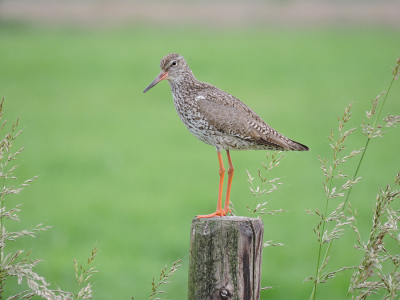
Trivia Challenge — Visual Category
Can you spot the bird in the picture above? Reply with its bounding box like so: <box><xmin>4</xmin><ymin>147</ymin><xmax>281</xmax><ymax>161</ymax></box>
<box><xmin>143</xmin><ymin>53</ymin><xmax>309</xmax><ymax>219</ymax></box>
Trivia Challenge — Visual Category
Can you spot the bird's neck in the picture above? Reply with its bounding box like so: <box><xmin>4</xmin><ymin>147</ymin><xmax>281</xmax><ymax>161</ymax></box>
<box><xmin>168</xmin><ymin>69</ymin><xmax>199</xmax><ymax>96</ymax></box>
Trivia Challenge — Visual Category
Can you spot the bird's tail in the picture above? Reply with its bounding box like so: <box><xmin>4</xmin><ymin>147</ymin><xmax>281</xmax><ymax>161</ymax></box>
<box><xmin>288</xmin><ymin>140</ymin><xmax>309</xmax><ymax>151</ymax></box>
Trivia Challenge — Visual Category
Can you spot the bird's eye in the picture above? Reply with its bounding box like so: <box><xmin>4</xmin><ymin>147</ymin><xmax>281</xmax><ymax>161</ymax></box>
<box><xmin>171</xmin><ymin>61</ymin><xmax>177</xmax><ymax>66</ymax></box>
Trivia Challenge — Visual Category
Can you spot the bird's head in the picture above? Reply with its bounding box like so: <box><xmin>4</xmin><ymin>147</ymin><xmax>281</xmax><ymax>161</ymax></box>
<box><xmin>143</xmin><ymin>53</ymin><xmax>188</xmax><ymax>93</ymax></box>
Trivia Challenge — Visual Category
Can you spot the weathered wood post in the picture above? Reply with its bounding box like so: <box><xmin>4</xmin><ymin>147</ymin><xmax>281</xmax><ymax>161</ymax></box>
<box><xmin>188</xmin><ymin>216</ymin><xmax>264</xmax><ymax>300</ymax></box>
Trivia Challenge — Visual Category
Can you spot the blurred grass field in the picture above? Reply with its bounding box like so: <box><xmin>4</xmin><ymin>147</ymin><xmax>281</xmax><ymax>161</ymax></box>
<box><xmin>0</xmin><ymin>22</ymin><xmax>399</xmax><ymax>299</ymax></box>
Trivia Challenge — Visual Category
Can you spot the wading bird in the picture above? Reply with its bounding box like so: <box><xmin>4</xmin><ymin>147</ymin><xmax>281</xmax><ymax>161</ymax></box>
<box><xmin>143</xmin><ymin>53</ymin><xmax>309</xmax><ymax>218</ymax></box>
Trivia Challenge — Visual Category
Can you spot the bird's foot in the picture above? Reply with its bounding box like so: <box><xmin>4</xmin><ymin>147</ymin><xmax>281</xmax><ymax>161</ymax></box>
<box><xmin>223</xmin><ymin>206</ymin><xmax>232</xmax><ymax>215</ymax></box>
<box><xmin>197</xmin><ymin>208</ymin><xmax>226</xmax><ymax>219</ymax></box>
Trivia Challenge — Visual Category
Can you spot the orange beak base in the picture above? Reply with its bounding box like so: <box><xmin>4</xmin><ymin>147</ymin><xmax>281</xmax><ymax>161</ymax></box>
<box><xmin>143</xmin><ymin>71</ymin><xmax>168</xmax><ymax>93</ymax></box>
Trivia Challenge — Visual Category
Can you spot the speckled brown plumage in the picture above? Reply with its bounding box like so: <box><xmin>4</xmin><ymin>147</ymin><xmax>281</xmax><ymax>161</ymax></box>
<box><xmin>143</xmin><ymin>53</ymin><xmax>309</xmax><ymax>218</ymax></box>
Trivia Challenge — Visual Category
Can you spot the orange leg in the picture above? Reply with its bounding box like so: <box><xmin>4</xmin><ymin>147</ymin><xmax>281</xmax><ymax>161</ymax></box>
<box><xmin>224</xmin><ymin>150</ymin><xmax>234</xmax><ymax>214</ymax></box>
<box><xmin>197</xmin><ymin>151</ymin><xmax>226</xmax><ymax>219</ymax></box>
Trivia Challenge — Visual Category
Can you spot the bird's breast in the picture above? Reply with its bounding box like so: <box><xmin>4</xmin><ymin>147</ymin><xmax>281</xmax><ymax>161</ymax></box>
<box><xmin>172</xmin><ymin>94</ymin><xmax>217</xmax><ymax>145</ymax></box>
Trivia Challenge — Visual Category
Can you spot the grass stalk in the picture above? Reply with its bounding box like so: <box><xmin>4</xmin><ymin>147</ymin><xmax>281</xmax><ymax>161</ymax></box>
<box><xmin>310</xmin><ymin>168</ymin><xmax>336</xmax><ymax>300</ymax></box>
<box><xmin>246</xmin><ymin>151</ymin><xmax>285</xmax><ymax>217</ymax></box>
<box><xmin>148</xmin><ymin>259</ymin><xmax>181</xmax><ymax>300</ymax></box>
<box><xmin>341</xmin><ymin>74</ymin><xmax>395</xmax><ymax>212</ymax></box>
<box><xmin>0</xmin><ymin>97</ymin><xmax>5</xmax><ymax>300</ymax></box>
<box><xmin>346</xmin><ymin>172</ymin><xmax>400</xmax><ymax>298</ymax></box>
<box><xmin>310</xmin><ymin>55</ymin><xmax>400</xmax><ymax>300</ymax></box>
<box><xmin>0</xmin><ymin>171</ymin><xmax>4</xmax><ymax>300</ymax></box>
<box><xmin>309</xmin><ymin>103</ymin><xmax>355</xmax><ymax>300</ymax></box>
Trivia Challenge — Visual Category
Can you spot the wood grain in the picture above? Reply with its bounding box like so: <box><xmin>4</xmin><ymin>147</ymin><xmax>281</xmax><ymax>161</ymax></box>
<box><xmin>189</xmin><ymin>216</ymin><xmax>264</xmax><ymax>300</ymax></box>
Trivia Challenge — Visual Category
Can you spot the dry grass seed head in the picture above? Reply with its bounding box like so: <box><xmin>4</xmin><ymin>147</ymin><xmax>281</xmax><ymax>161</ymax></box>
<box><xmin>148</xmin><ymin>259</ymin><xmax>182</xmax><ymax>300</ymax></box>
<box><xmin>348</xmin><ymin>172</ymin><xmax>400</xmax><ymax>298</ymax></box>
<box><xmin>246</xmin><ymin>151</ymin><xmax>285</xmax><ymax>217</ymax></box>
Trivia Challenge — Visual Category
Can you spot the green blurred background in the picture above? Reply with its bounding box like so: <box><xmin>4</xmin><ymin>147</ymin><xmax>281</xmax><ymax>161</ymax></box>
<box><xmin>0</xmin><ymin>0</ymin><xmax>399</xmax><ymax>299</ymax></box>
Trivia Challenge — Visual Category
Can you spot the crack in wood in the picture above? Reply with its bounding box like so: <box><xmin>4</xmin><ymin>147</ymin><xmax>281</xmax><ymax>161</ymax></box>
<box><xmin>188</xmin><ymin>216</ymin><xmax>264</xmax><ymax>300</ymax></box>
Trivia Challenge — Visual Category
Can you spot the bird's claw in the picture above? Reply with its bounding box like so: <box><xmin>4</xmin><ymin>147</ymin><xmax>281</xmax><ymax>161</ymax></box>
<box><xmin>197</xmin><ymin>208</ymin><xmax>226</xmax><ymax>219</ymax></box>
<box><xmin>224</xmin><ymin>207</ymin><xmax>232</xmax><ymax>215</ymax></box>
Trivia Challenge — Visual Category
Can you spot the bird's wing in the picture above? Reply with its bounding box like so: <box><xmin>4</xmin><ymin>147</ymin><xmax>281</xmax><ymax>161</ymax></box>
<box><xmin>195</xmin><ymin>91</ymin><xmax>291</xmax><ymax>150</ymax></box>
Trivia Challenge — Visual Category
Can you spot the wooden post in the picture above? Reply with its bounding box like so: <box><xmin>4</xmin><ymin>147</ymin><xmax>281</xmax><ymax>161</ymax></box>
<box><xmin>188</xmin><ymin>216</ymin><xmax>264</xmax><ymax>300</ymax></box>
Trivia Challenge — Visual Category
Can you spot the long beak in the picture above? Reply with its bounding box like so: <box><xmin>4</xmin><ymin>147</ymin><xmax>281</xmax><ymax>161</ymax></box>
<box><xmin>143</xmin><ymin>71</ymin><xmax>168</xmax><ymax>93</ymax></box>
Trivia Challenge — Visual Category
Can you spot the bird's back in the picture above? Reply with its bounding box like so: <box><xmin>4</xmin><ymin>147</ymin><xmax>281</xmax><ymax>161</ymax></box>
<box><xmin>170</xmin><ymin>79</ymin><xmax>309</xmax><ymax>152</ymax></box>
